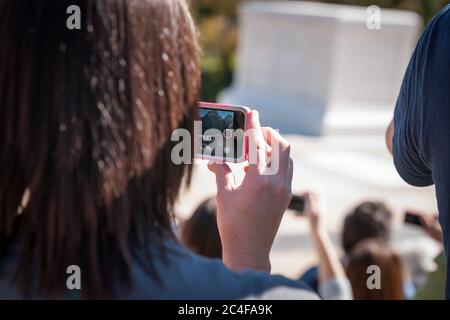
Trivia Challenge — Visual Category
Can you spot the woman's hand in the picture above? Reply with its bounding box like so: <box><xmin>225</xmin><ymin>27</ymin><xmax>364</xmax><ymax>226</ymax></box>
<box><xmin>208</xmin><ymin>110</ymin><xmax>293</xmax><ymax>272</ymax></box>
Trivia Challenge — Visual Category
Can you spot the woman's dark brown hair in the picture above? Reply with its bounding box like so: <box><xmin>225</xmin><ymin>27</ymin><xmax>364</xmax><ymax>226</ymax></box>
<box><xmin>0</xmin><ymin>0</ymin><xmax>200</xmax><ymax>298</ymax></box>
<box><xmin>346</xmin><ymin>240</ymin><xmax>405</xmax><ymax>300</ymax></box>
<box><xmin>181</xmin><ymin>198</ymin><xmax>222</xmax><ymax>259</ymax></box>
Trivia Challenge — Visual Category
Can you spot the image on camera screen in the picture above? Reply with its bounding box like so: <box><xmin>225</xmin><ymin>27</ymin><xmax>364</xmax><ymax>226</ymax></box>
<box><xmin>198</xmin><ymin>108</ymin><xmax>245</xmax><ymax>160</ymax></box>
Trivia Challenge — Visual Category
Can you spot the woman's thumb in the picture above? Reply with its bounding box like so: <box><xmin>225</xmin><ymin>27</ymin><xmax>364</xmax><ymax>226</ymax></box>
<box><xmin>207</xmin><ymin>161</ymin><xmax>235</xmax><ymax>193</ymax></box>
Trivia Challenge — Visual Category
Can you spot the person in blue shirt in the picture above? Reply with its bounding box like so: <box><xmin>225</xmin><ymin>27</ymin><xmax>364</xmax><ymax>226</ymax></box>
<box><xmin>386</xmin><ymin>4</ymin><xmax>450</xmax><ymax>299</ymax></box>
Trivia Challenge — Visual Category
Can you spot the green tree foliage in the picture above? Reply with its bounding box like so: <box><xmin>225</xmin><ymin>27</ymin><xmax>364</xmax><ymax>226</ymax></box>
<box><xmin>191</xmin><ymin>0</ymin><xmax>239</xmax><ymax>101</ymax></box>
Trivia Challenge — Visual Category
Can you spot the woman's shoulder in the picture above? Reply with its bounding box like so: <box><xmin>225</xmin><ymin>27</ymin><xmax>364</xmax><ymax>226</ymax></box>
<box><xmin>124</xmin><ymin>240</ymin><xmax>318</xmax><ymax>300</ymax></box>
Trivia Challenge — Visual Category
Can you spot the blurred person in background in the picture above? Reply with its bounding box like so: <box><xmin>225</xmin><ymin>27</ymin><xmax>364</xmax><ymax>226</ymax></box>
<box><xmin>386</xmin><ymin>5</ymin><xmax>450</xmax><ymax>298</ymax></box>
<box><xmin>299</xmin><ymin>201</ymin><xmax>393</xmax><ymax>292</ymax></box>
<box><xmin>300</xmin><ymin>192</ymin><xmax>353</xmax><ymax>300</ymax></box>
<box><xmin>341</xmin><ymin>202</ymin><xmax>393</xmax><ymax>254</ymax></box>
<box><xmin>0</xmin><ymin>0</ymin><xmax>317</xmax><ymax>299</ymax></box>
<box><xmin>181</xmin><ymin>198</ymin><xmax>222</xmax><ymax>259</ymax></box>
<box><xmin>301</xmin><ymin>201</ymin><xmax>440</xmax><ymax>299</ymax></box>
<box><xmin>346</xmin><ymin>240</ymin><xmax>405</xmax><ymax>300</ymax></box>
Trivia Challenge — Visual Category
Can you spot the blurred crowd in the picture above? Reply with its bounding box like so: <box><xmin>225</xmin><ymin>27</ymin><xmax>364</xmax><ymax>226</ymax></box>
<box><xmin>180</xmin><ymin>194</ymin><xmax>444</xmax><ymax>300</ymax></box>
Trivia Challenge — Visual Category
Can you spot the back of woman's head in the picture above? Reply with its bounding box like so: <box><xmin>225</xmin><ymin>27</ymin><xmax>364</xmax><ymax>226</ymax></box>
<box><xmin>0</xmin><ymin>0</ymin><xmax>200</xmax><ymax>297</ymax></box>
<box><xmin>346</xmin><ymin>240</ymin><xmax>405</xmax><ymax>300</ymax></box>
<box><xmin>342</xmin><ymin>201</ymin><xmax>393</xmax><ymax>254</ymax></box>
<box><xmin>181</xmin><ymin>198</ymin><xmax>221</xmax><ymax>259</ymax></box>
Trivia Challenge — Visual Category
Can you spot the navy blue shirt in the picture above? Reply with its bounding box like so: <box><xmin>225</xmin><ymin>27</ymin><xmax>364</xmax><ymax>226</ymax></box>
<box><xmin>393</xmin><ymin>4</ymin><xmax>450</xmax><ymax>299</ymax></box>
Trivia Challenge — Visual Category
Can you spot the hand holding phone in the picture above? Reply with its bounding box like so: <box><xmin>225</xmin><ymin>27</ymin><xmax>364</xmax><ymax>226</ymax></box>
<box><xmin>207</xmin><ymin>110</ymin><xmax>293</xmax><ymax>273</ymax></box>
<box><xmin>404</xmin><ymin>210</ymin><xmax>442</xmax><ymax>243</ymax></box>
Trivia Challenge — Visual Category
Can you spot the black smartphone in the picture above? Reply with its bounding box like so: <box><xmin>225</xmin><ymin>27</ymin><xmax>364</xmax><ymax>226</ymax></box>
<box><xmin>195</xmin><ymin>102</ymin><xmax>249</xmax><ymax>163</ymax></box>
<box><xmin>404</xmin><ymin>211</ymin><xmax>425</xmax><ymax>228</ymax></box>
<box><xmin>289</xmin><ymin>194</ymin><xmax>305</xmax><ymax>215</ymax></box>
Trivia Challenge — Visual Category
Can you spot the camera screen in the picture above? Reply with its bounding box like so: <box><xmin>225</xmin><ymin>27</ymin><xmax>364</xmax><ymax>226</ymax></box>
<box><xmin>197</xmin><ymin>107</ymin><xmax>245</xmax><ymax>160</ymax></box>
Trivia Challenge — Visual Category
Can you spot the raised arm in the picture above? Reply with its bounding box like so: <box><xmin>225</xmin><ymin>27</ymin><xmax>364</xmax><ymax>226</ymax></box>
<box><xmin>303</xmin><ymin>192</ymin><xmax>353</xmax><ymax>300</ymax></box>
<box><xmin>386</xmin><ymin>119</ymin><xmax>394</xmax><ymax>155</ymax></box>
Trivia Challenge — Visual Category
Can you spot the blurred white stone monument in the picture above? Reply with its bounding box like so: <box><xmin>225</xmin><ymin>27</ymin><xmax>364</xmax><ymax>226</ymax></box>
<box><xmin>219</xmin><ymin>1</ymin><xmax>422</xmax><ymax>135</ymax></box>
